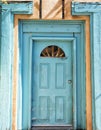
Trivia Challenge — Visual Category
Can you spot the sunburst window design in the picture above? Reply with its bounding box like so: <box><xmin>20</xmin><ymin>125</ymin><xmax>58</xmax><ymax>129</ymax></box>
<box><xmin>40</xmin><ymin>45</ymin><xmax>65</xmax><ymax>58</ymax></box>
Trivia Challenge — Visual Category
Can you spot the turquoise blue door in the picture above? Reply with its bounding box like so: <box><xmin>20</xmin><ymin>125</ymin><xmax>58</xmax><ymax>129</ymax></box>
<box><xmin>31</xmin><ymin>39</ymin><xmax>73</xmax><ymax>127</ymax></box>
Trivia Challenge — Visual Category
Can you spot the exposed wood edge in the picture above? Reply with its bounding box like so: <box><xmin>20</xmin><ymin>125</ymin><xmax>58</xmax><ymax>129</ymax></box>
<box><xmin>85</xmin><ymin>18</ymin><xmax>92</xmax><ymax>130</ymax></box>
<box><xmin>12</xmin><ymin>14</ymin><xmax>19</xmax><ymax>130</ymax></box>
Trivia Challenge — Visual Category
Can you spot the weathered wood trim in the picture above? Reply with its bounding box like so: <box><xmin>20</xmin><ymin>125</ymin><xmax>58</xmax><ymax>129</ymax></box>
<box><xmin>72</xmin><ymin>2</ymin><xmax>101</xmax><ymax>130</ymax></box>
<box><xmin>0</xmin><ymin>9</ymin><xmax>14</xmax><ymax>130</ymax></box>
<box><xmin>14</xmin><ymin>15</ymin><xmax>91</xmax><ymax>130</ymax></box>
<box><xmin>92</xmin><ymin>12</ymin><xmax>101</xmax><ymax>130</ymax></box>
<box><xmin>0</xmin><ymin>2</ymin><xmax>33</xmax><ymax>130</ymax></box>
<box><xmin>0</xmin><ymin>0</ymin><xmax>32</xmax><ymax>2</ymax></box>
<box><xmin>72</xmin><ymin>2</ymin><xmax>101</xmax><ymax>13</ymax></box>
<box><xmin>0</xmin><ymin>5</ymin><xmax>1</xmax><ymax>81</ymax></box>
<box><xmin>31</xmin><ymin>126</ymin><xmax>73</xmax><ymax>130</ymax></box>
<box><xmin>5</xmin><ymin>0</ymin><xmax>32</xmax><ymax>1</ymax></box>
<box><xmin>2</xmin><ymin>2</ymin><xmax>33</xmax><ymax>14</ymax></box>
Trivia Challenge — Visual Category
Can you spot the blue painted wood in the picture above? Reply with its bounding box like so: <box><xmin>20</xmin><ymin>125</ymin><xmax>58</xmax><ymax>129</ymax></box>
<box><xmin>1</xmin><ymin>10</ymin><xmax>14</xmax><ymax>130</ymax></box>
<box><xmin>93</xmin><ymin>12</ymin><xmax>101</xmax><ymax>130</ymax></box>
<box><xmin>74</xmin><ymin>32</ymin><xmax>86</xmax><ymax>129</ymax></box>
<box><xmin>20</xmin><ymin>21</ymin><xmax>86</xmax><ymax>129</ymax></box>
<box><xmin>0</xmin><ymin>2</ymin><xmax>33</xmax><ymax>130</ymax></box>
<box><xmin>2</xmin><ymin>2</ymin><xmax>33</xmax><ymax>14</ymax></box>
<box><xmin>0</xmin><ymin>5</ymin><xmax>1</xmax><ymax>81</ymax></box>
<box><xmin>21</xmin><ymin>33</ymin><xmax>33</xmax><ymax>129</ymax></box>
<box><xmin>23</xmin><ymin>23</ymin><xmax>81</xmax><ymax>33</ymax></box>
<box><xmin>31</xmin><ymin>39</ymin><xmax>73</xmax><ymax>126</ymax></box>
<box><xmin>72</xmin><ymin>2</ymin><xmax>101</xmax><ymax>13</ymax></box>
<box><xmin>72</xmin><ymin>3</ymin><xmax>101</xmax><ymax>130</ymax></box>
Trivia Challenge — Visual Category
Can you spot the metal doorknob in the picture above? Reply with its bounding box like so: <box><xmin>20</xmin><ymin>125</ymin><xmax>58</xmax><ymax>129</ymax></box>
<box><xmin>32</xmin><ymin>118</ymin><xmax>37</xmax><ymax>121</ymax></box>
<box><xmin>68</xmin><ymin>80</ymin><xmax>72</xmax><ymax>84</ymax></box>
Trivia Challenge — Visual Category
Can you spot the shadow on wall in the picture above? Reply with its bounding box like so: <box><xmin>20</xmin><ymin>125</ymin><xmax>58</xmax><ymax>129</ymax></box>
<box><xmin>34</xmin><ymin>0</ymin><xmax>71</xmax><ymax>19</ymax></box>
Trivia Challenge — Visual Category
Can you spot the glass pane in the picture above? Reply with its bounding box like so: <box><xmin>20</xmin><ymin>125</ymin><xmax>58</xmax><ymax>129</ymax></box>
<box><xmin>40</xmin><ymin>45</ymin><xmax>65</xmax><ymax>58</ymax></box>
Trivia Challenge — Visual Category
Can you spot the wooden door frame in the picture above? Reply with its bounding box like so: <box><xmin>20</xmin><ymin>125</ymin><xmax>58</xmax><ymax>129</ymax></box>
<box><xmin>14</xmin><ymin>17</ymin><xmax>91</xmax><ymax>130</ymax></box>
<box><xmin>18</xmin><ymin>20</ymin><xmax>85</xmax><ymax>129</ymax></box>
<box><xmin>0</xmin><ymin>2</ymin><xmax>33</xmax><ymax>130</ymax></box>
<box><xmin>72</xmin><ymin>3</ymin><xmax>101</xmax><ymax>130</ymax></box>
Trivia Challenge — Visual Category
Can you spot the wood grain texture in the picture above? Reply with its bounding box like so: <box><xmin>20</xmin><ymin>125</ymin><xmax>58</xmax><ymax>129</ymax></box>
<box><xmin>42</xmin><ymin>0</ymin><xmax>62</xmax><ymax>19</ymax></box>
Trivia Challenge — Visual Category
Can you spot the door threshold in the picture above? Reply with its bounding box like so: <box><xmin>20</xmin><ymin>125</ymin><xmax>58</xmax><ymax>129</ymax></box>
<box><xmin>31</xmin><ymin>126</ymin><xmax>73</xmax><ymax>130</ymax></box>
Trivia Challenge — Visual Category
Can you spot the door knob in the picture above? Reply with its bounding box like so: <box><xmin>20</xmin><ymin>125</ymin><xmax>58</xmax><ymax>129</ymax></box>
<box><xmin>68</xmin><ymin>80</ymin><xmax>72</xmax><ymax>84</ymax></box>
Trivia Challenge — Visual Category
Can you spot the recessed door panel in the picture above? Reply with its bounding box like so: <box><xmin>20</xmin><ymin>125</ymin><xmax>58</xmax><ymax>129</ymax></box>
<box><xmin>31</xmin><ymin>40</ymin><xmax>73</xmax><ymax>127</ymax></box>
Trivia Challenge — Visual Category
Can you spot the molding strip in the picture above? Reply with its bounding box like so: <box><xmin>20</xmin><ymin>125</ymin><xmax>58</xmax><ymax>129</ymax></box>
<box><xmin>0</xmin><ymin>2</ymin><xmax>33</xmax><ymax>130</ymax></box>
<box><xmin>2</xmin><ymin>2</ymin><xmax>33</xmax><ymax>14</ymax></box>
<box><xmin>72</xmin><ymin>2</ymin><xmax>101</xmax><ymax>130</ymax></box>
<box><xmin>72</xmin><ymin>2</ymin><xmax>101</xmax><ymax>13</ymax></box>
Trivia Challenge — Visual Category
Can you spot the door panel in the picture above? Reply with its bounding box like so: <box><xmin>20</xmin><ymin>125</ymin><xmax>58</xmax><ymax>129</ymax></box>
<box><xmin>31</xmin><ymin>40</ymin><xmax>73</xmax><ymax>127</ymax></box>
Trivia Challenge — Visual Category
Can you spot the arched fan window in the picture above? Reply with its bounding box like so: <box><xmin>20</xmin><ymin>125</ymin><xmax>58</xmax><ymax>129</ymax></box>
<box><xmin>40</xmin><ymin>45</ymin><xmax>65</xmax><ymax>58</ymax></box>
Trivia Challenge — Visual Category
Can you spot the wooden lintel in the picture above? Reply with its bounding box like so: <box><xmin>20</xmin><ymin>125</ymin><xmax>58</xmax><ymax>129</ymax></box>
<box><xmin>3</xmin><ymin>0</ymin><xmax>33</xmax><ymax>1</ymax></box>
